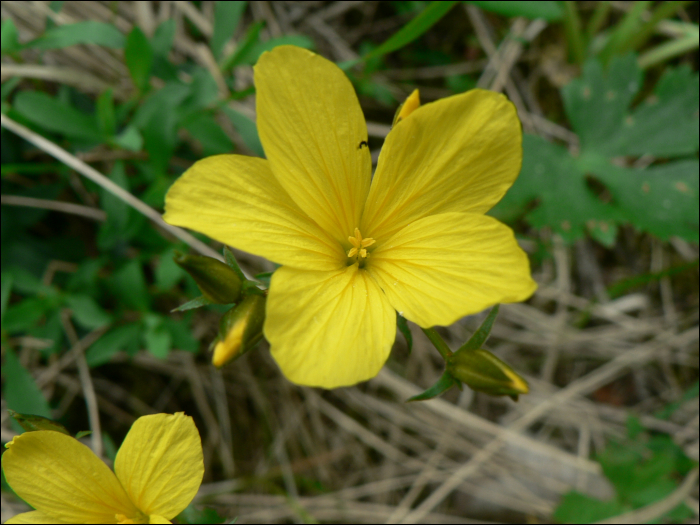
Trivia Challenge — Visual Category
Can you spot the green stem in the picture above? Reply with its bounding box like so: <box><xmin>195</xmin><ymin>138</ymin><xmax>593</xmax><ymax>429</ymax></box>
<box><xmin>599</xmin><ymin>0</ymin><xmax>651</xmax><ymax>64</ymax></box>
<box><xmin>420</xmin><ymin>327</ymin><xmax>452</xmax><ymax>360</ymax></box>
<box><xmin>585</xmin><ymin>1</ymin><xmax>611</xmax><ymax>45</ymax></box>
<box><xmin>563</xmin><ymin>1</ymin><xmax>586</xmax><ymax>65</ymax></box>
<box><xmin>638</xmin><ymin>32</ymin><xmax>699</xmax><ymax>69</ymax></box>
<box><xmin>622</xmin><ymin>0</ymin><xmax>692</xmax><ymax>53</ymax></box>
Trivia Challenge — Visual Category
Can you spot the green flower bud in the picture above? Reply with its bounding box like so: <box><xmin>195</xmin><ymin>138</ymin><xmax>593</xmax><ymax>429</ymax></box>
<box><xmin>212</xmin><ymin>294</ymin><xmax>266</xmax><ymax>367</ymax></box>
<box><xmin>174</xmin><ymin>252</ymin><xmax>242</xmax><ymax>304</ymax></box>
<box><xmin>446</xmin><ymin>348</ymin><xmax>529</xmax><ymax>401</ymax></box>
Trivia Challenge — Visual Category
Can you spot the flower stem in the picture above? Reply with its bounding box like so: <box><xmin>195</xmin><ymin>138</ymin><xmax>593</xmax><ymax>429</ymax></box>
<box><xmin>420</xmin><ymin>327</ymin><xmax>453</xmax><ymax>360</ymax></box>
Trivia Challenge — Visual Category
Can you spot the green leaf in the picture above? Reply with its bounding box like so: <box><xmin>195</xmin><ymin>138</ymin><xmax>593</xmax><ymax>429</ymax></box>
<box><xmin>211</xmin><ymin>2</ymin><xmax>247</xmax><ymax>60</ymax></box>
<box><xmin>495</xmin><ymin>54</ymin><xmax>699</xmax><ymax>244</ymax></box>
<box><xmin>125</xmin><ymin>26</ymin><xmax>154</xmax><ymax>92</ymax></box>
<box><xmin>183</xmin><ymin>113</ymin><xmax>234</xmax><ymax>156</ymax></box>
<box><xmin>2</xmin><ymin>297</ymin><xmax>50</xmax><ymax>333</ymax></box>
<box><xmin>64</xmin><ymin>294</ymin><xmax>112</xmax><ymax>330</ymax></box>
<box><xmin>112</xmin><ymin>126</ymin><xmax>144</xmax><ymax>151</ymax></box>
<box><xmin>396</xmin><ymin>314</ymin><xmax>413</xmax><ymax>354</ymax></box>
<box><xmin>456</xmin><ymin>304</ymin><xmax>499</xmax><ymax>353</ymax></box>
<box><xmin>406</xmin><ymin>371</ymin><xmax>459</xmax><ymax>402</ymax></box>
<box><xmin>96</xmin><ymin>88</ymin><xmax>116</xmax><ymax>137</ymax></box>
<box><xmin>13</xmin><ymin>91</ymin><xmax>102</xmax><ymax>141</ymax></box>
<box><xmin>143</xmin><ymin>314</ymin><xmax>172</xmax><ymax>359</ymax></box>
<box><xmin>1</xmin><ymin>272</ymin><xmax>13</xmax><ymax>323</ymax></box>
<box><xmin>28</xmin><ymin>21</ymin><xmax>125</xmax><ymax>50</ymax></box>
<box><xmin>163</xmin><ymin>316</ymin><xmax>199</xmax><ymax>353</ymax></box>
<box><xmin>553</xmin><ymin>492</ymin><xmax>625</xmax><ymax>524</ymax></box>
<box><xmin>86</xmin><ymin>322</ymin><xmax>143</xmax><ymax>367</ymax></box>
<box><xmin>1</xmin><ymin>18</ymin><xmax>21</xmax><ymax>53</ymax></box>
<box><xmin>562</xmin><ymin>54</ymin><xmax>642</xmax><ymax>152</ymax></box>
<box><xmin>156</xmin><ymin>247</ymin><xmax>186</xmax><ymax>291</ymax></box>
<box><xmin>2</xmin><ymin>348</ymin><xmax>51</xmax><ymax>419</ymax></box>
<box><xmin>171</xmin><ymin>295</ymin><xmax>212</xmax><ymax>312</ymax></box>
<box><xmin>222</xmin><ymin>107</ymin><xmax>265</xmax><ymax>157</ymax></box>
<box><xmin>603</xmin><ymin>64</ymin><xmax>699</xmax><ymax>157</ymax></box>
<box><xmin>468</xmin><ymin>1</ymin><xmax>563</xmax><ymax>21</ymax></box>
<box><xmin>220</xmin><ymin>20</ymin><xmax>264</xmax><ymax>72</ymax></box>
<box><xmin>360</xmin><ymin>2</ymin><xmax>458</xmax><ymax>63</ymax></box>
<box><xmin>110</xmin><ymin>260</ymin><xmax>149</xmax><ymax>312</ymax></box>
<box><xmin>8</xmin><ymin>410</ymin><xmax>69</xmax><ymax>434</ymax></box>
<box><xmin>236</xmin><ymin>34</ymin><xmax>315</xmax><ymax>66</ymax></box>
<box><xmin>223</xmin><ymin>246</ymin><xmax>247</xmax><ymax>282</ymax></box>
<box><xmin>589</xmin><ymin>159</ymin><xmax>698</xmax><ymax>242</ymax></box>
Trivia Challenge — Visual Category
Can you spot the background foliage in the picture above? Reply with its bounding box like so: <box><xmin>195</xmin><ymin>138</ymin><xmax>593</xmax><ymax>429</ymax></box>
<box><xmin>1</xmin><ymin>2</ymin><xmax>698</xmax><ymax>523</ymax></box>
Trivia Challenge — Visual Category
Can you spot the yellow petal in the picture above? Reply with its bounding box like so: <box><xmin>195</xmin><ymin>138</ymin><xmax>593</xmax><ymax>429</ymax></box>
<box><xmin>255</xmin><ymin>46</ymin><xmax>372</xmax><ymax>244</ymax></box>
<box><xmin>5</xmin><ymin>510</ymin><xmax>71</xmax><ymax>524</ymax></box>
<box><xmin>368</xmin><ymin>212</ymin><xmax>536</xmax><ymax>327</ymax></box>
<box><xmin>362</xmin><ymin>89</ymin><xmax>522</xmax><ymax>241</ymax></box>
<box><xmin>148</xmin><ymin>516</ymin><xmax>171</xmax><ymax>524</ymax></box>
<box><xmin>1</xmin><ymin>431</ymin><xmax>138</xmax><ymax>524</ymax></box>
<box><xmin>164</xmin><ymin>155</ymin><xmax>344</xmax><ymax>270</ymax></box>
<box><xmin>114</xmin><ymin>413</ymin><xmax>203</xmax><ymax>520</ymax></box>
<box><xmin>265</xmin><ymin>265</ymin><xmax>396</xmax><ymax>388</ymax></box>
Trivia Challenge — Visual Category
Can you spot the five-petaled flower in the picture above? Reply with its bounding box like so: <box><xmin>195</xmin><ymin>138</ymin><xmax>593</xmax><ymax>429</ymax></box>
<box><xmin>2</xmin><ymin>413</ymin><xmax>203</xmax><ymax>524</ymax></box>
<box><xmin>164</xmin><ymin>45</ymin><xmax>536</xmax><ymax>388</ymax></box>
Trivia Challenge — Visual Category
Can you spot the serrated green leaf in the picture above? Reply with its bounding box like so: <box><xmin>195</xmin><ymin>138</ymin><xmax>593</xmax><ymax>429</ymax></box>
<box><xmin>13</xmin><ymin>91</ymin><xmax>102</xmax><ymax>141</ymax></box>
<box><xmin>496</xmin><ymin>54</ymin><xmax>698</xmax><ymax>244</ymax></box>
<box><xmin>86</xmin><ymin>322</ymin><xmax>143</xmax><ymax>367</ymax></box>
<box><xmin>407</xmin><ymin>371</ymin><xmax>459</xmax><ymax>402</ymax></box>
<box><xmin>2</xmin><ymin>349</ymin><xmax>51</xmax><ymax>419</ymax></box>
<box><xmin>605</xmin><ymin>65</ymin><xmax>699</xmax><ymax>157</ymax></box>
<box><xmin>590</xmin><ymin>159</ymin><xmax>699</xmax><ymax>242</ymax></box>
<box><xmin>468</xmin><ymin>1</ymin><xmax>563</xmax><ymax>21</ymax></box>
<box><xmin>28</xmin><ymin>21</ymin><xmax>125</xmax><ymax>50</ymax></box>
<box><xmin>396</xmin><ymin>314</ymin><xmax>412</xmax><ymax>354</ymax></box>
<box><xmin>456</xmin><ymin>304</ymin><xmax>499</xmax><ymax>353</ymax></box>
<box><xmin>125</xmin><ymin>26</ymin><xmax>154</xmax><ymax>92</ymax></box>
<box><xmin>562</xmin><ymin>54</ymin><xmax>642</xmax><ymax>152</ymax></box>
<box><xmin>172</xmin><ymin>295</ymin><xmax>212</xmax><ymax>312</ymax></box>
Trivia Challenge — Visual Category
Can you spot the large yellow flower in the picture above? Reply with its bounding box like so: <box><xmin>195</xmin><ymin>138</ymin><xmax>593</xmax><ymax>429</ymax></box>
<box><xmin>164</xmin><ymin>46</ymin><xmax>536</xmax><ymax>388</ymax></box>
<box><xmin>2</xmin><ymin>413</ymin><xmax>204</xmax><ymax>524</ymax></box>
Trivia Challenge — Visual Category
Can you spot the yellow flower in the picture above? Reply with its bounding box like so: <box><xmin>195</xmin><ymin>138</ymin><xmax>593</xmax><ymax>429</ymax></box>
<box><xmin>2</xmin><ymin>413</ymin><xmax>204</xmax><ymax>524</ymax></box>
<box><xmin>164</xmin><ymin>46</ymin><xmax>536</xmax><ymax>388</ymax></box>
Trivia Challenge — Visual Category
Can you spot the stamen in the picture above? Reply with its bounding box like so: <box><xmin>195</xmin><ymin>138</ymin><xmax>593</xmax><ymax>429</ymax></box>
<box><xmin>347</xmin><ymin>228</ymin><xmax>375</xmax><ymax>260</ymax></box>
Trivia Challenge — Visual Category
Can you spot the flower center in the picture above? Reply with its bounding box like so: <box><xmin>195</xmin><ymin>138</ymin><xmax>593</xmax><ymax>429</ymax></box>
<box><xmin>347</xmin><ymin>228</ymin><xmax>375</xmax><ymax>264</ymax></box>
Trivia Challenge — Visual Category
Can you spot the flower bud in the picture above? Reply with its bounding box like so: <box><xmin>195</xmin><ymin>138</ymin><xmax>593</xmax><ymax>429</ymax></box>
<box><xmin>174</xmin><ymin>252</ymin><xmax>242</xmax><ymax>304</ymax></box>
<box><xmin>446</xmin><ymin>348</ymin><xmax>529</xmax><ymax>401</ymax></box>
<box><xmin>393</xmin><ymin>89</ymin><xmax>420</xmax><ymax>126</ymax></box>
<box><xmin>212</xmin><ymin>293</ymin><xmax>266</xmax><ymax>367</ymax></box>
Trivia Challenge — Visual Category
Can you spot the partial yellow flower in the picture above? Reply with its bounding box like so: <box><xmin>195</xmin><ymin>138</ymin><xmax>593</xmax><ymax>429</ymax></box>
<box><xmin>164</xmin><ymin>45</ymin><xmax>536</xmax><ymax>388</ymax></box>
<box><xmin>2</xmin><ymin>413</ymin><xmax>204</xmax><ymax>524</ymax></box>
